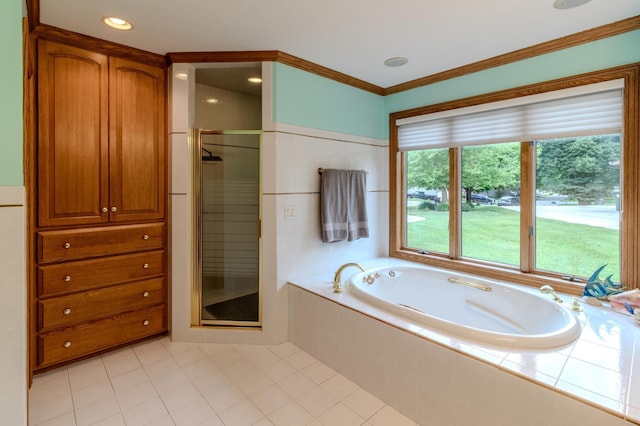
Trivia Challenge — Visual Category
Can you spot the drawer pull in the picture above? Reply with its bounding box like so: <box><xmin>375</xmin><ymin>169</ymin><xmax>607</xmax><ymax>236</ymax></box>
<box><xmin>63</xmin><ymin>308</ymin><xmax>71</xmax><ymax>315</ymax></box>
<box><xmin>111</xmin><ymin>206</ymin><xmax>117</xmax><ymax>212</ymax></box>
<box><xmin>143</xmin><ymin>320</ymin><xmax>150</xmax><ymax>326</ymax></box>
<box><xmin>143</xmin><ymin>291</ymin><xmax>149</xmax><ymax>298</ymax></box>
<box><xmin>63</xmin><ymin>341</ymin><xmax>71</xmax><ymax>348</ymax></box>
<box><xmin>63</xmin><ymin>242</ymin><xmax>71</xmax><ymax>249</ymax></box>
<box><xmin>64</xmin><ymin>275</ymin><xmax>71</xmax><ymax>282</ymax></box>
<box><xmin>101</xmin><ymin>207</ymin><xmax>108</xmax><ymax>213</ymax></box>
<box><xmin>143</xmin><ymin>263</ymin><xmax>149</xmax><ymax>269</ymax></box>
<box><xmin>143</xmin><ymin>234</ymin><xmax>149</xmax><ymax>240</ymax></box>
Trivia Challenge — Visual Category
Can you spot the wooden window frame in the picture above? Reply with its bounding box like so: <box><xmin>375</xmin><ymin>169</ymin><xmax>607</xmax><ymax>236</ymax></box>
<box><xmin>389</xmin><ymin>64</ymin><xmax>640</xmax><ymax>295</ymax></box>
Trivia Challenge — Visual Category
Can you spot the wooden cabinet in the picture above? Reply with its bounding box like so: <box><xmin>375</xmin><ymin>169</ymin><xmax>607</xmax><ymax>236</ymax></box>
<box><xmin>37</xmin><ymin>40</ymin><xmax>165</xmax><ymax>228</ymax></box>
<box><xmin>35</xmin><ymin>224</ymin><xmax>167</xmax><ymax>368</ymax></box>
<box><xmin>32</xmin><ymin>39</ymin><xmax>167</xmax><ymax>372</ymax></box>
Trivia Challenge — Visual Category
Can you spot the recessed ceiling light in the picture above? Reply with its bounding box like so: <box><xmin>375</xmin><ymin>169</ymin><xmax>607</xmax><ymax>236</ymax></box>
<box><xmin>553</xmin><ymin>0</ymin><xmax>591</xmax><ymax>9</ymax></box>
<box><xmin>384</xmin><ymin>57</ymin><xmax>408</xmax><ymax>67</ymax></box>
<box><xmin>206</xmin><ymin>98</ymin><xmax>221</xmax><ymax>104</ymax></box>
<box><xmin>247</xmin><ymin>77</ymin><xmax>262</xmax><ymax>84</ymax></box>
<box><xmin>102</xmin><ymin>16</ymin><xmax>133</xmax><ymax>31</ymax></box>
<box><xmin>175</xmin><ymin>72</ymin><xmax>189</xmax><ymax>80</ymax></box>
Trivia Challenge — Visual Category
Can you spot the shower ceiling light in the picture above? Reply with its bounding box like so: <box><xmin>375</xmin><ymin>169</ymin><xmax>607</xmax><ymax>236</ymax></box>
<box><xmin>102</xmin><ymin>16</ymin><xmax>133</xmax><ymax>30</ymax></box>
<box><xmin>384</xmin><ymin>57</ymin><xmax>408</xmax><ymax>67</ymax></box>
<box><xmin>553</xmin><ymin>0</ymin><xmax>591</xmax><ymax>9</ymax></box>
<box><xmin>247</xmin><ymin>77</ymin><xmax>262</xmax><ymax>84</ymax></box>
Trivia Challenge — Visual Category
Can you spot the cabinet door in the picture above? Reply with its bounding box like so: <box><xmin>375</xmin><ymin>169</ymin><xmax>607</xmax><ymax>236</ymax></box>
<box><xmin>109</xmin><ymin>57</ymin><xmax>166</xmax><ymax>222</ymax></box>
<box><xmin>37</xmin><ymin>40</ymin><xmax>109</xmax><ymax>227</ymax></box>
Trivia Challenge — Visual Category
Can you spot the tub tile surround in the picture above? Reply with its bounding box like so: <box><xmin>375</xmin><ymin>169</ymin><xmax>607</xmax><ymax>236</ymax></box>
<box><xmin>28</xmin><ymin>337</ymin><xmax>418</xmax><ymax>426</ymax></box>
<box><xmin>288</xmin><ymin>258</ymin><xmax>640</xmax><ymax>425</ymax></box>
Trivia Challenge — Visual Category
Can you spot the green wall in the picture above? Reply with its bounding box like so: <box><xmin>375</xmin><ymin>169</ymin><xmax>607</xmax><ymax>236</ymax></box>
<box><xmin>0</xmin><ymin>0</ymin><xmax>23</xmax><ymax>186</ymax></box>
<box><xmin>272</xmin><ymin>62</ymin><xmax>386</xmax><ymax>140</ymax></box>
<box><xmin>272</xmin><ymin>30</ymin><xmax>639</xmax><ymax>141</ymax></box>
<box><xmin>385</xmin><ymin>30</ymin><xmax>640</xmax><ymax>119</ymax></box>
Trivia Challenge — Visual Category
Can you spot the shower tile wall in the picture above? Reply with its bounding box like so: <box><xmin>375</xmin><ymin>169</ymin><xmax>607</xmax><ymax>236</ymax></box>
<box><xmin>169</xmin><ymin>62</ymin><xmax>389</xmax><ymax>344</ymax></box>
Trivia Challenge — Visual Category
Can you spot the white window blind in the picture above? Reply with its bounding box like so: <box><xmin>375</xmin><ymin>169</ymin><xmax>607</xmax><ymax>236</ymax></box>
<box><xmin>397</xmin><ymin>80</ymin><xmax>624</xmax><ymax>151</ymax></box>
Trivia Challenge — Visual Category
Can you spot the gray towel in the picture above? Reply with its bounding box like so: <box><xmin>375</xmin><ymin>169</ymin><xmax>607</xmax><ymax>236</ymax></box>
<box><xmin>320</xmin><ymin>169</ymin><xmax>369</xmax><ymax>243</ymax></box>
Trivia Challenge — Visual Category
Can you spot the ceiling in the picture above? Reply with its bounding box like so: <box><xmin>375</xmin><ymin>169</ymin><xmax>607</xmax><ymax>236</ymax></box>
<box><xmin>39</xmin><ymin>0</ymin><xmax>640</xmax><ymax>90</ymax></box>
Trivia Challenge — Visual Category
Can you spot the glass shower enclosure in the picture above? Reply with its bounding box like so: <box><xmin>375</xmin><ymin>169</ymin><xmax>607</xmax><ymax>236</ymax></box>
<box><xmin>191</xmin><ymin>129</ymin><xmax>261</xmax><ymax>327</ymax></box>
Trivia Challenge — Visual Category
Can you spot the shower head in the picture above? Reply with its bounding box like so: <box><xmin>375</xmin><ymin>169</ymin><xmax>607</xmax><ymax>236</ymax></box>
<box><xmin>202</xmin><ymin>147</ymin><xmax>223</xmax><ymax>162</ymax></box>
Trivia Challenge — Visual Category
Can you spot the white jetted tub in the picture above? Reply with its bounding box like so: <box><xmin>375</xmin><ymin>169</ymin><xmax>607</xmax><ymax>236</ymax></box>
<box><xmin>348</xmin><ymin>265</ymin><xmax>581</xmax><ymax>348</ymax></box>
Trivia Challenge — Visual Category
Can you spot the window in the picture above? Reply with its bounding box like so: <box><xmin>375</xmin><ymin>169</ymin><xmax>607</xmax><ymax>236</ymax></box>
<box><xmin>391</xmin><ymin>67</ymin><xmax>639</xmax><ymax>292</ymax></box>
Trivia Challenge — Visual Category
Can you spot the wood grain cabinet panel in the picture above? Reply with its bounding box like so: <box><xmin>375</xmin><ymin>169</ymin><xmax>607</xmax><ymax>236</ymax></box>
<box><xmin>38</xmin><ymin>305</ymin><xmax>165</xmax><ymax>367</ymax></box>
<box><xmin>38</xmin><ymin>250</ymin><xmax>165</xmax><ymax>297</ymax></box>
<box><xmin>37</xmin><ymin>223</ymin><xmax>165</xmax><ymax>263</ymax></box>
<box><xmin>38</xmin><ymin>278</ymin><xmax>164</xmax><ymax>331</ymax></box>
<box><xmin>109</xmin><ymin>57</ymin><xmax>166</xmax><ymax>223</ymax></box>
<box><xmin>36</xmin><ymin>41</ymin><xmax>166</xmax><ymax>228</ymax></box>
<box><xmin>37</xmin><ymin>40</ymin><xmax>109</xmax><ymax>228</ymax></box>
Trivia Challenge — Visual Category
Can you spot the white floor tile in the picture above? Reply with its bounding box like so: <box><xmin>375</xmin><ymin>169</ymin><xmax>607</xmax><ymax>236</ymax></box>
<box><xmin>110</xmin><ymin>367</ymin><xmax>150</xmax><ymax>393</ymax></box>
<box><xmin>250</xmin><ymin>384</ymin><xmax>292</xmax><ymax>415</ymax></box>
<box><xmin>278</xmin><ymin>373</ymin><xmax>316</xmax><ymax>399</ymax></box>
<box><xmin>103</xmin><ymin>351</ymin><xmax>142</xmax><ymax>379</ymax></box>
<box><xmin>261</xmin><ymin>360</ymin><xmax>297</xmax><ymax>383</ymax></box>
<box><xmin>91</xmin><ymin>413</ymin><xmax>126</xmax><ymax>426</ymax></box>
<box><xmin>71</xmin><ymin>380</ymin><xmax>115</xmax><ymax>409</ymax></box>
<box><xmin>114</xmin><ymin>381</ymin><xmax>159</xmax><ymax>411</ymax></box>
<box><xmin>29</xmin><ymin>340</ymin><xmax>421</xmax><ymax>426</ymax></box>
<box><xmin>367</xmin><ymin>405</ymin><xmax>417</xmax><ymax>426</ymax></box>
<box><xmin>143</xmin><ymin>355</ymin><xmax>182</xmax><ymax>379</ymax></box>
<box><xmin>301</xmin><ymin>362</ymin><xmax>337</xmax><ymax>385</ymax></box>
<box><xmin>317</xmin><ymin>402</ymin><xmax>364</xmax><ymax>426</ymax></box>
<box><xmin>204</xmin><ymin>384</ymin><xmax>246</xmax><ymax>413</ymax></box>
<box><xmin>160</xmin><ymin>382</ymin><xmax>202</xmax><ymax>413</ymax></box>
<box><xmin>218</xmin><ymin>400</ymin><xmax>264</xmax><ymax>426</ymax></box>
<box><xmin>342</xmin><ymin>388</ymin><xmax>385</xmax><ymax>420</ymax></box>
<box><xmin>32</xmin><ymin>410</ymin><xmax>76</xmax><ymax>426</ymax></box>
<box><xmin>121</xmin><ymin>396</ymin><xmax>168</xmax><ymax>426</ymax></box>
<box><xmin>74</xmin><ymin>394</ymin><xmax>120</xmax><ymax>426</ymax></box>
<box><xmin>283</xmin><ymin>351</ymin><xmax>316</xmax><ymax>371</ymax></box>
<box><xmin>151</xmin><ymin>369</ymin><xmax>192</xmax><ymax>396</ymax></box>
<box><xmin>267</xmin><ymin>342</ymin><xmax>300</xmax><ymax>359</ymax></box>
<box><xmin>268</xmin><ymin>401</ymin><xmax>313</xmax><ymax>426</ymax></box>
<box><xmin>296</xmin><ymin>386</ymin><xmax>338</xmax><ymax>417</ymax></box>
<box><xmin>170</xmin><ymin>397</ymin><xmax>216</xmax><ymax>426</ymax></box>
<box><xmin>319</xmin><ymin>375</ymin><xmax>359</xmax><ymax>400</ymax></box>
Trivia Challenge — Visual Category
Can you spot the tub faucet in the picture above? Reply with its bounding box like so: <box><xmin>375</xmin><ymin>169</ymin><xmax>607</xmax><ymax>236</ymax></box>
<box><xmin>333</xmin><ymin>262</ymin><xmax>365</xmax><ymax>293</ymax></box>
<box><xmin>540</xmin><ymin>285</ymin><xmax>563</xmax><ymax>303</ymax></box>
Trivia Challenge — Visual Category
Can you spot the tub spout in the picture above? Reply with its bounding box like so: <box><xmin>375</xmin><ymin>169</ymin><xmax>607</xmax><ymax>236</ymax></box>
<box><xmin>540</xmin><ymin>285</ymin><xmax>563</xmax><ymax>303</ymax></box>
<box><xmin>333</xmin><ymin>262</ymin><xmax>365</xmax><ymax>293</ymax></box>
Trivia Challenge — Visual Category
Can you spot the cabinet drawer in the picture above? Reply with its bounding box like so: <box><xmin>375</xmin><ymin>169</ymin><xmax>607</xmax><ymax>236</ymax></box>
<box><xmin>38</xmin><ymin>278</ymin><xmax>164</xmax><ymax>331</ymax></box>
<box><xmin>38</xmin><ymin>223</ymin><xmax>165</xmax><ymax>263</ymax></box>
<box><xmin>38</xmin><ymin>305</ymin><xmax>165</xmax><ymax>367</ymax></box>
<box><xmin>38</xmin><ymin>250</ymin><xmax>164</xmax><ymax>297</ymax></box>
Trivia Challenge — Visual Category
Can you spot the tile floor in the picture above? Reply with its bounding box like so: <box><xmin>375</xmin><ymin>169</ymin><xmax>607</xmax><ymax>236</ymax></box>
<box><xmin>29</xmin><ymin>337</ymin><xmax>417</xmax><ymax>426</ymax></box>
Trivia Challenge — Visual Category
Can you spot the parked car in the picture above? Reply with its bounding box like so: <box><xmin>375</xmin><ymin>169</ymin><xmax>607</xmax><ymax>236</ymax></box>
<box><xmin>408</xmin><ymin>191</ymin><xmax>440</xmax><ymax>203</ymax></box>
<box><xmin>470</xmin><ymin>193</ymin><xmax>495</xmax><ymax>204</ymax></box>
<box><xmin>498</xmin><ymin>196</ymin><xmax>520</xmax><ymax>206</ymax></box>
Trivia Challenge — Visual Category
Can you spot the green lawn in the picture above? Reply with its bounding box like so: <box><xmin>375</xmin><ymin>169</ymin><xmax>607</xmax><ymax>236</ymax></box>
<box><xmin>407</xmin><ymin>206</ymin><xmax>620</xmax><ymax>281</ymax></box>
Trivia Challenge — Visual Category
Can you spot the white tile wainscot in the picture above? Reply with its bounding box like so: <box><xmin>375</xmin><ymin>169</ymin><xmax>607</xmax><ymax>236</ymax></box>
<box><xmin>288</xmin><ymin>258</ymin><xmax>640</xmax><ymax>426</ymax></box>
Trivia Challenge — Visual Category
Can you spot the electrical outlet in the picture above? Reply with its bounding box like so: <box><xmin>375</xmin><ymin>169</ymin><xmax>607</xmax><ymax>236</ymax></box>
<box><xmin>284</xmin><ymin>206</ymin><xmax>295</xmax><ymax>221</ymax></box>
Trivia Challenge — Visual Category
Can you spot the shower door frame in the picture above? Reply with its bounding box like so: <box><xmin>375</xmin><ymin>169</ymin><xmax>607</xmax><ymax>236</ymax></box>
<box><xmin>190</xmin><ymin>129</ymin><xmax>263</xmax><ymax>327</ymax></box>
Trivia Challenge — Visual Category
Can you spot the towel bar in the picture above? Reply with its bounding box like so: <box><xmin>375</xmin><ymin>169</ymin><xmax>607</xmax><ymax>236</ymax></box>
<box><xmin>318</xmin><ymin>168</ymin><xmax>368</xmax><ymax>174</ymax></box>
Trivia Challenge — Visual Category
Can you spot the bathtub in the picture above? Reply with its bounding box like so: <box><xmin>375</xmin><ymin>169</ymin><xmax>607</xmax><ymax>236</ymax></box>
<box><xmin>347</xmin><ymin>265</ymin><xmax>581</xmax><ymax>348</ymax></box>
